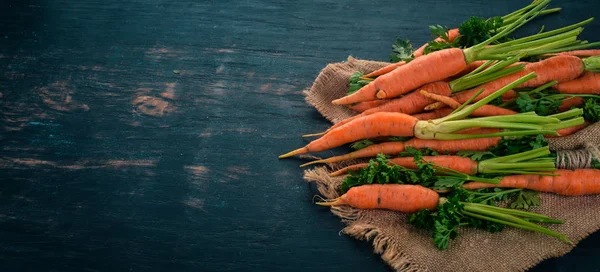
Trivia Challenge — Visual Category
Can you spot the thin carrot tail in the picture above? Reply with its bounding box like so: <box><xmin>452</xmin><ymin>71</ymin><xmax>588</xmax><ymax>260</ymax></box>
<box><xmin>300</xmin><ymin>159</ymin><xmax>327</xmax><ymax>167</ymax></box>
<box><xmin>425</xmin><ymin>102</ymin><xmax>445</xmax><ymax>111</ymax></box>
<box><xmin>329</xmin><ymin>169</ymin><xmax>345</xmax><ymax>177</ymax></box>
<box><xmin>315</xmin><ymin>197</ymin><xmax>345</xmax><ymax>207</ymax></box>
<box><xmin>302</xmin><ymin>131</ymin><xmax>327</xmax><ymax>138</ymax></box>
<box><xmin>279</xmin><ymin>147</ymin><xmax>309</xmax><ymax>159</ymax></box>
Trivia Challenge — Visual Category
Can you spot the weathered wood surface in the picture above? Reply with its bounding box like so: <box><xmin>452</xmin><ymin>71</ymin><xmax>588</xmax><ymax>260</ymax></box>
<box><xmin>1</xmin><ymin>0</ymin><xmax>599</xmax><ymax>271</ymax></box>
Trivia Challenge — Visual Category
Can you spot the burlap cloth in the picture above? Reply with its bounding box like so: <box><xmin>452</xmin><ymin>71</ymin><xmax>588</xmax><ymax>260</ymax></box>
<box><xmin>302</xmin><ymin>56</ymin><xmax>600</xmax><ymax>271</ymax></box>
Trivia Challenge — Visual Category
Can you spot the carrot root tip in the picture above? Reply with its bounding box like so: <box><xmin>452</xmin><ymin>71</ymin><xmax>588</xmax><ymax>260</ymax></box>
<box><xmin>300</xmin><ymin>160</ymin><xmax>326</xmax><ymax>168</ymax></box>
<box><xmin>278</xmin><ymin>147</ymin><xmax>309</xmax><ymax>159</ymax></box>
<box><xmin>302</xmin><ymin>131</ymin><xmax>327</xmax><ymax>138</ymax></box>
<box><xmin>315</xmin><ymin>197</ymin><xmax>343</xmax><ymax>207</ymax></box>
<box><xmin>376</xmin><ymin>90</ymin><xmax>387</xmax><ymax>99</ymax></box>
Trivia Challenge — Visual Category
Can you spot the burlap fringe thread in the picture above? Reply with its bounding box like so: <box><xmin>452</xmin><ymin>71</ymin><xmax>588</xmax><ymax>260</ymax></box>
<box><xmin>302</xmin><ymin>56</ymin><xmax>600</xmax><ymax>272</ymax></box>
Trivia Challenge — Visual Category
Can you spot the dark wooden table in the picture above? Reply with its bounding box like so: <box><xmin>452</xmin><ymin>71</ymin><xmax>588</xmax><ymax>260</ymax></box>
<box><xmin>1</xmin><ymin>0</ymin><xmax>600</xmax><ymax>271</ymax></box>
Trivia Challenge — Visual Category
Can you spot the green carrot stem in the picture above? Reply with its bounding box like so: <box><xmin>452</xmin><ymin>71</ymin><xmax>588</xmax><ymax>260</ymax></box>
<box><xmin>436</xmin><ymin>120</ymin><xmax>543</xmax><ymax>132</ymax></box>
<box><xmin>462</xmin><ymin>207</ymin><xmax>572</xmax><ymax>244</ymax></box>
<box><xmin>547</xmin><ymin>108</ymin><xmax>584</xmax><ymax>120</ymax></box>
<box><xmin>540</xmin><ymin>41</ymin><xmax>600</xmax><ymax>55</ymax></box>
<box><xmin>467</xmin><ymin>0</ymin><xmax>549</xmax><ymax>52</ymax></box>
<box><xmin>462</xmin><ymin>114</ymin><xmax>559</xmax><ymax>124</ymax></box>
<box><xmin>451</xmin><ymin>89</ymin><xmax>485</xmax><ymax>115</ymax></box>
<box><xmin>440</xmin><ymin>73</ymin><xmax>537</xmax><ymax>122</ymax></box>
<box><xmin>491</xmin><ymin>18</ymin><xmax>593</xmax><ymax>48</ymax></box>
<box><xmin>527</xmin><ymin>81</ymin><xmax>559</xmax><ymax>94</ymax></box>
<box><xmin>462</xmin><ymin>60</ymin><xmax>495</xmax><ymax>78</ymax></box>
<box><xmin>542</xmin><ymin>117</ymin><xmax>585</xmax><ymax>131</ymax></box>
<box><xmin>465</xmin><ymin>202</ymin><xmax>560</xmax><ymax>222</ymax></box>
<box><xmin>453</xmin><ymin>65</ymin><xmax>526</xmax><ymax>92</ymax></box>
<box><xmin>450</xmin><ymin>56</ymin><xmax>524</xmax><ymax>91</ymax></box>
<box><xmin>480</xmin><ymin>28</ymin><xmax>582</xmax><ymax>56</ymax></box>
<box><xmin>523</xmin><ymin>37</ymin><xmax>586</xmax><ymax>56</ymax></box>
<box><xmin>501</xmin><ymin>0</ymin><xmax>542</xmax><ymax>23</ymax></box>
<box><xmin>430</xmin><ymin>130</ymin><xmax>558</xmax><ymax>140</ymax></box>
<box><xmin>482</xmin><ymin>146</ymin><xmax>550</xmax><ymax>163</ymax></box>
<box><xmin>583</xmin><ymin>55</ymin><xmax>600</xmax><ymax>71</ymax></box>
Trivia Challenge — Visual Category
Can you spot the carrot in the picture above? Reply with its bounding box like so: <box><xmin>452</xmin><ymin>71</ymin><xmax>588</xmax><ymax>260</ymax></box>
<box><xmin>330</xmin><ymin>156</ymin><xmax>478</xmax><ymax>177</ymax></box>
<box><xmin>345</xmin><ymin>100</ymin><xmax>390</xmax><ymax>113</ymax></box>
<box><xmin>453</xmin><ymin>55</ymin><xmax>590</xmax><ymax>103</ymax></box>
<box><xmin>413</xmin><ymin>108</ymin><xmax>454</xmax><ymax>120</ymax></box>
<box><xmin>544</xmin><ymin>49</ymin><xmax>600</xmax><ymax>58</ymax></box>
<box><xmin>300</xmin><ymin>129</ymin><xmax>503</xmax><ymax>167</ymax></box>
<box><xmin>419</xmin><ymin>90</ymin><xmax>517</xmax><ymax>116</ymax></box>
<box><xmin>462</xmin><ymin>169</ymin><xmax>600</xmax><ymax>196</ymax></box>
<box><xmin>553</xmin><ymin>72</ymin><xmax>600</xmax><ymax>94</ymax></box>
<box><xmin>546</xmin><ymin>121</ymin><xmax>590</xmax><ymax>137</ymax></box>
<box><xmin>558</xmin><ymin>97</ymin><xmax>584</xmax><ymax>111</ymax></box>
<box><xmin>451</xmin><ymin>60</ymin><xmax>490</xmax><ymax>78</ymax></box>
<box><xmin>316</xmin><ymin>184</ymin><xmax>439</xmax><ymax>213</ymax></box>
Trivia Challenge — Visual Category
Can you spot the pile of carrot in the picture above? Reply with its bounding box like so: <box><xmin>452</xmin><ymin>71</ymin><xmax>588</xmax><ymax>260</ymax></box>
<box><xmin>279</xmin><ymin>0</ymin><xmax>600</xmax><ymax>251</ymax></box>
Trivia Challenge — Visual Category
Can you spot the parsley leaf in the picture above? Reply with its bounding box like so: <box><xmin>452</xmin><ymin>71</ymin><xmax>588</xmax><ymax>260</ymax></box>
<box><xmin>397</xmin><ymin>146</ymin><xmax>439</xmax><ymax>157</ymax></box>
<box><xmin>515</xmin><ymin>92</ymin><xmax>562</xmax><ymax>116</ymax></box>
<box><xmin>350</xmin><ymin>139</ymin><xmax>375</xmax><ymax>150</ymax></box>
<box><xmin>347</xmin><ymin>71</ymin><xmax>372</xmax><ymax>95</ymax></box>
<box><xmin>488</xmin><ymin>134</ymin><xmax>548</xmax><ymax>156</ymax></box>
<box><xmin>583</xmin><ymin>98</ymin><xmax>600</xmax><ymax>122</ymax></box>
<box><xmin>509</xmin><ymin>190</ymin><xmax>541</xmax><ymax>209</ymax></box>
<box><xmin>389</xmin><ymin>38</ymin><xmax>415</xmax><ymax>63</ymax></box>
<box><xmin>458</xmin><ymin>16</ymin><xmax>503</xmax><ymax>47</ymax></box>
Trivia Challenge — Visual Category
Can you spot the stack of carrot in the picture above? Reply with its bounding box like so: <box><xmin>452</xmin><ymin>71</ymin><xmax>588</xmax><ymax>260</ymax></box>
<box><xmin>279</xmin><ymin>0</ymin><xmax>600</xmax><ymax>249</ymax></box>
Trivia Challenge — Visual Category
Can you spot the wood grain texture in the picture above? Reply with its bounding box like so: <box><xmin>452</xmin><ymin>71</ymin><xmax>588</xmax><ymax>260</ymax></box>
<box><xmin>0</xmin><ymin>0</ymin><xmax>599</xmax><ymax>271</ymax></box>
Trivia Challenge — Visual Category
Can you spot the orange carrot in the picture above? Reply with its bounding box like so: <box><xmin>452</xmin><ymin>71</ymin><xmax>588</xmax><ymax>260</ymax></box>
<box><xmin>419</xmin><ymin>90</ymin><xmax>517</xmax><ymax>116</ymax></box>
<box><xmin>280</xmin><ymin>112</ymin><xmax>418</xmax><ymax>158</ymax></box>
<box><xmin>546</xmin><ymin>121</ymin><xmax>590</xmax><ymax>137</ymax></box>
<box><xmin>346</xmin><ymin>100</ymin><xmax>390</xmax><ymax>113</ymax></box>
<box><xmin>316</xmin><ymin>184</ymin><xmax>439</xmax><ymax>213</ymax></box>
<box><xmin>553</xmin><ymin>72</ymin><xmax>600</xmax><ymax>94</ymax></box>
<box><xmin>558</xmin><ymin>97</ymin><xmax>584</xmax><ymax>111</ymax></box>
<box><xmin>413</xmin><ymin>108</ymin><xmax>454</xmax><ymax>120</ymax></box>
<box><xmin>462</xmin><ymin>169</ymin><xmax>600</xmax><ymax>196</ymax></box>
<box><xmin>453</xmin><ymin>56</ymin><xmax>586</xmax><ymax>103</ymax></box>
<box><xmin>332</xmin><ymin>48</ymin><xmax>468</xmax><ymax>105</ymax></box>
<box><xmin>544</xmin><ymin>50</ymin><xmax>600</xmax><ymax>58</ymax></box>
<box><xmin>329</xmin><ymin>156</ymin><xmax>478</xmax><ymax>177</ymax></box>
<box><xmin>300</xmin><ymin>129</ymin><xmax>502</xmax><ymax>166</ymax></box>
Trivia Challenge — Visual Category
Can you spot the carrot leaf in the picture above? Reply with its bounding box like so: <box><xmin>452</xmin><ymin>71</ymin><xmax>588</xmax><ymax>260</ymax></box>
<box><xmin>389</xmin><ymin>38</ymin><xmax>415</xmax><ymax>63</ymax></box>
<box><xmin>488</xmin><ymin>134</ymin><xmax>548</xmax><ymax>156</ymax></box>
<box><xmin>456</xmin><ymin>150</ymin><xmax>496</xmax><ymax>161</ymax></box>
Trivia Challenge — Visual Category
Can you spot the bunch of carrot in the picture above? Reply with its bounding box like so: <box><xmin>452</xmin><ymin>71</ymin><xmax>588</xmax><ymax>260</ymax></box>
<box><xmin>279</xmin><ymin>0</ymin><xmax>600</xmax><ymax>250</ymax></box>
